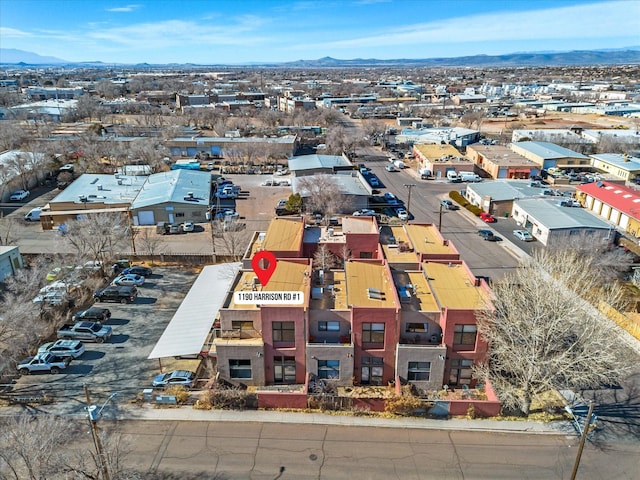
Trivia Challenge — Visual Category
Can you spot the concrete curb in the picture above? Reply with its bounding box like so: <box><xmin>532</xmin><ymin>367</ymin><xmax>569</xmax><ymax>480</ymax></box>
<box><xmin>114</xmin><ymin>404</ymin><xmax>572</xmax><ymax>435</ymax></box>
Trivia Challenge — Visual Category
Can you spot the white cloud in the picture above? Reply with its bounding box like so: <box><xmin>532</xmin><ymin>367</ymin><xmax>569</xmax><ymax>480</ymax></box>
<box><xmin>86</xmin><ymin>17</ymin><xmax>271</xmax><ymax>49</ymax></box>
<box><xmin>0</xmin><ymin>27</ymin><xmax>32</xmax><ymax>38</ymax></box>
<box><xmin>297</xmin><ymin>1</ymin><xmax>639</xmax><ymax>50</ymax></box>
<box><xmin>106</xmin><ymin>4</ymin><xmax>141</xmax><ymax>13</ymax></box>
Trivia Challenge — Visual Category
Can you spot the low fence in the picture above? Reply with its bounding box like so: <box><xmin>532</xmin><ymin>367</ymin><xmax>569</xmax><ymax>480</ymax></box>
<box><xmin>599</xmin><ymin>301</ymin><xmax>640</xmax><ymax>341</ymax></box>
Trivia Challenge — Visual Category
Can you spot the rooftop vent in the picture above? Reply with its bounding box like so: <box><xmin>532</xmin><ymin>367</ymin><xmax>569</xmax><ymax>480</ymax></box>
<box><xmin>367</xmin><ymin>288</ymin><xmax>385</xmax><ymax>300</ymax></box>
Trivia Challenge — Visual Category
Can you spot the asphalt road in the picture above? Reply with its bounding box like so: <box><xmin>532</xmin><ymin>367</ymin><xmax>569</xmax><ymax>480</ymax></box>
<box><xmin>357</xmin><ymin>148</ymin><xmax>522</xmax><ymax>282</ymax></box>
<box><xmin>96</xmin><ymin>420</ymin><xmax>639</xmax><ymax>479</ymax></box>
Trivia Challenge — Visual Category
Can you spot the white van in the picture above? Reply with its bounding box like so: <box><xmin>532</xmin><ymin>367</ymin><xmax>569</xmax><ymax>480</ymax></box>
<box><xmin>446</xmin><ymin>170</ymin><xmax>461</xmax><ymax>182</ymax></box>
<box><xmin>459</xmin><ymin>172</ymin><xmax>482</xmax><ymax>182</ymax></box>
<box><xmin>24</xmin><ymin>207</ymin><xmax>43</xmax><ymax>221</ymax></box>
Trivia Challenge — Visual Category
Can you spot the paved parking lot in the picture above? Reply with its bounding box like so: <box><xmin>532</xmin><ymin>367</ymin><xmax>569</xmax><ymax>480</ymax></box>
<box><xmin>11</xmin><ymin>266</ymin><xmax>199</xmax><ymax>413</ymax></box>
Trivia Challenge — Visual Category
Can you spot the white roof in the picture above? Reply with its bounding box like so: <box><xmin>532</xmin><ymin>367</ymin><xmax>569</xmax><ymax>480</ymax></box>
<box><xmin>147</xmin><ymin>263</ymin><xmax>240</xmax><ymax>359</ymax></box>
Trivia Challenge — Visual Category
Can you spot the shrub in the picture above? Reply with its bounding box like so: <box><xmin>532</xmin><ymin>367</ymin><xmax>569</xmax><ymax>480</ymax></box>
<box><xmin>465</xmin><ymin>204</ymin><xmax>482</xmax><ymax>216</ymax></box>
<box><xmin>448</xmin><ymin>191</ymin><xmax>469</xmax><ymax>208</ymax></box>
<box><xmin>385</xmin><ymin>394</ymin><xmax>424</xmax><ymax>416</ymax></box>
<box><xmin>164</xmin><ymin>385</ymin><xmax>190</xmax><ymax>404</ymax></box>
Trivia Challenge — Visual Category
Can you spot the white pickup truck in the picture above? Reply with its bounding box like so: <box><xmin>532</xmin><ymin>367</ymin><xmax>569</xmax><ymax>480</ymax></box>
<box><xmin>17</xmin><ymin>352</ymin><xmax>71</xmax><ymax>375</ymax></box>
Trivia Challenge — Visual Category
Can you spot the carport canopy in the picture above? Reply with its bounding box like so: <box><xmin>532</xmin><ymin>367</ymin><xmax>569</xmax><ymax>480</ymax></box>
<box><xmin>147</xmin><ymin>262</ymin><xmax>241</xmax><ymax>359</ymax></box>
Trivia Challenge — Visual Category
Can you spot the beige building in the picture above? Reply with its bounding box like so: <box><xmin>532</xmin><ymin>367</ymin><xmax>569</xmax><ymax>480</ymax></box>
<box><xmin>413</xmin><ymin>144</ymin><xmax>475</xmax><ymax>179</ymax></box>
<box><xmin>467</xmin><ymin>144</ymin><xmax>540</xmax><ymax>179</ymax></box>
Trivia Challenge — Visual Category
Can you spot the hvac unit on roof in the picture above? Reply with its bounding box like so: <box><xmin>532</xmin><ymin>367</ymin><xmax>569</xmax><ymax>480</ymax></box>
<box><xmin>97</xmin><ymin>184</ymin><xmax>103</xmax><ymax>190</ymax></box>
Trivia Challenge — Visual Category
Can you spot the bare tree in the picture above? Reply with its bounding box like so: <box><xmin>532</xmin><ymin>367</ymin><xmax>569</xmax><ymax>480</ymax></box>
<box><xmin>296</xmin><ymin>174</ymin><xmax>354</xmax><ymax>216</ymax></box>
<box><xmin>62</xmin><ymin>214</ymin><xmax>131</xmax><ymax>273</ymax></box>
<box><xmin>476</xmin><ymin>251</ymin><xmax>631</xmax><ymax>416</ymax></box>
<box><xmin>0</xmin><ymin>213</ymin><xmax>19</xmax><ymax>246</ymax></box>
<box><xmin>215</xmin><ymin>224</ymin><xmax>251</xmax><ymax>261</ymax></box>
<box><xmin>136</xmin><ymin>228</ymin><xmax>163</xmax><ymax>263</ymax></box>
<box><xmin>313</xmin><ymin>245</ymin><xmax>338</xmax><ymax>271</ymax></box>
<box><xmin>0</xmin><ymin>414</ymin><xmax>140</xmax><ymax>480</ymax></box>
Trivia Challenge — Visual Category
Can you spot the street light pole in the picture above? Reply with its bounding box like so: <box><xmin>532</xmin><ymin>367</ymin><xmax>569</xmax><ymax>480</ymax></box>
<box><xmin>570</xmin><ymin>401</ymin><xmax>595</xmax><ymax>480</ymax></box>
<box><xmin>403</xmin><ymin>183</ymin><xmax>416</xmax><ymax>219</ymax></box>
<box><xmin>438</xmin><ymin>203</ymin><xmax>444</xmax><ymax>232</ymax></box>
<box><xmin>84</xmin><ymin>384</ymin><xmax>111</xmax><ymax>480</ymax></box>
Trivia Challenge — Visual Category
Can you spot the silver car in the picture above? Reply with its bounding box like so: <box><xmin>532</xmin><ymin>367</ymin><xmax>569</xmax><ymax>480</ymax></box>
<box><xmin>152</xmin><ymin>370</ymin><xmax>196</xmax><ymax>389</ymax></box>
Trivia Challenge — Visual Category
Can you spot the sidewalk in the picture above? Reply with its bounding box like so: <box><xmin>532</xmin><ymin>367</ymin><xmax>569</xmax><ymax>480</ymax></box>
<box><xmin>114</xmin><ymin>403</ymin><xmax>572</xmax><ymax>435</ymax></box>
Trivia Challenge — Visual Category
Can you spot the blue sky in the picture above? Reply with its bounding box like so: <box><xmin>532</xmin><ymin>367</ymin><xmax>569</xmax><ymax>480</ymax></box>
<box><xmin>1</xmin><ymin>0</ymin><xmax>638</xmax><ymax>64</ymax></box>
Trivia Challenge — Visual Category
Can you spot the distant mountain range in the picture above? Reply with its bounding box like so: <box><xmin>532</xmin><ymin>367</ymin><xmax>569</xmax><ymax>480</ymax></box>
<box><xmin>1</xmin><ymin>47</ymin><xmax>639</xmax><ymax>68</ymax></box>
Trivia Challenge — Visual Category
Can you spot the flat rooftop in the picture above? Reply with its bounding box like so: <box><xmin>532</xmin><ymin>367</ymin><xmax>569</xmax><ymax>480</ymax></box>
<box><xmin>261</xmin><ymin>217</ymin><xmax>305</xmax><ymax>253</ymax></box>
<box><xmin>342</xmin><ymin>216</ymin><xmax>378</xmax><ymax>234</ymax></box>
<box><xmin>229</xmin><ymin>260</ymin><xmax>310</xmax><ymax>310</ymax></box>
<box><xmin>382</xmin><ymin>225</ymin><xmax>417</xmax><ymax>263</ymax></box>
<box><xmin>345</xmin><ymin>261</ymin><xmax>396</xmax><ymax>309</ymax></box>
<box><xmin>422</xmin><ymin>262</ymin><xmax>486</xmax><ymax>310</ymax></box>
<box><xmin>51</xmin><ymin>173</ymin><xmax>144</xmax><ymax>205</ymax></box>
<box><xmin>404</xmin><ymin>224</ymin><xmax>457</xmax><ymax>256</ymax></box>
<box><xmin>468</xmin><ymin>144</ymin><xmax>539</xmax><ymax>167</ymax></box>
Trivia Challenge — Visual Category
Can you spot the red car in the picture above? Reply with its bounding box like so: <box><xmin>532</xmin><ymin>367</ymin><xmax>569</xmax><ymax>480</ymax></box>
<box><xmin>480</xmin><ymin>212</ymin><xmax>497</xmax><ymax>223</ymax></box>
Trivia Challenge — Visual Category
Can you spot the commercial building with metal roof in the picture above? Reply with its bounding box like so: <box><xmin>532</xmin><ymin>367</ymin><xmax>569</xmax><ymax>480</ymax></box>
<box><xmin>512</xmin><ymin>197</ymin><xmax>614</xmax><ymax>247</ymax></box>
<box><xmin>166</xmin><ymin>135</ymin><xmax>298</xmax><ymax>159</ymax></box>
<box><xmin>590</xmin><ymin>153</ymin><xmax>640</xmax><ymax>183</ymax></box>
<box><xmin>287</xmin><ymin>154</ymin><xmax>353</xmax><ymax>176</ymax></box>
<box><xmin>465</xmin><ymin>179</ymin><xmax>547</xmax><ymax>217</ymax></box>
<box><xmin>130</xmin><ymin>169</ymin><xmax>211</xmax><ymax>225</ymax></box>
<box><xmin>576</xmin><ymin>181</ymin><xmax>640</xmax><ymax>237</ymax></box>
<box><xmin>510</xmin><ymin>141</ymin><xmax>590</xmax><ymax>170</ymax></box>
<box><xmin>41</xmin><ymin>169</ymin><xmax>211</xmax><ymax>229</ymax></box>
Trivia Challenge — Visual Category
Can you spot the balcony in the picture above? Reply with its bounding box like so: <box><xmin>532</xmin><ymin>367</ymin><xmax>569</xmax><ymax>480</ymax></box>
<box><xmin>399</xmin><ymin>333</ymin><xmax>442</xmax><ymax>346</ymax></box>
<box><xmin>308</xmin><ymin>334</ymin><xmax>352</xmax><ymax>345</ymax></box>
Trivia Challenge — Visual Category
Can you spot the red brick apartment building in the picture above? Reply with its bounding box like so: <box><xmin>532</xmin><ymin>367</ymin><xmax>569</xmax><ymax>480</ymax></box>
<box><xmin>214</xmin><ymin>216</ymin><xmax>491</xmax><ymax>396</ymax></box>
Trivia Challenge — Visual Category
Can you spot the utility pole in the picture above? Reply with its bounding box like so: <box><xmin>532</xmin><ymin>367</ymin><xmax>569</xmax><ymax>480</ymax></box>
<box><xmin>438</xmin><ymin>202</ymin><xmax>444</xmax><ymax>232</ymax></box>
<box><xmin>570</xmin><ymin>401</ymin><xmax>595</xmax><ymax>480</ymax></box>
<box><xmin>403</xmin><ymin>183</ymin><xmax>416</xmax><ymax>219</ymax></box>
<box><xmin>84</xmin><ymin>385</ymin><xmax>110</xmax><ymax>480</ymax></box>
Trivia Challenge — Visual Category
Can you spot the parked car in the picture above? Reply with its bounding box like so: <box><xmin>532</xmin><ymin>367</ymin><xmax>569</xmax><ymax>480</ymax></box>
<box><xmin>440</xmin><ymin>200</ymin><xmax>460</xmax><ymax>211</ymax></box>
<box><xmin>17</xmin><ymin>352</ymin><xmax>71</xmax><ymax>375</ymax></box>
<box><xmin>33</xmin><ymin>290</ymin><xmax>67</xmax><ymax>306</ymax></box>
<box><xmin>24</xmin><ymin>207</ymin><xmax>43</xmax><ymax>221</ymax></box>
<box><xmin>368</xmin><ymin>177</ymin><xmax>381</xmax><ymax>187</ymax></box>
<box><xmin>181</xmin><ymin>222</ymin><xmax>195</xmax><ymax>232</ymax></box>
<box><xmin>39</xmin><ymin>280</ymin><xmax>70</xmax><ymax>294</ymax></box>
<box><xmin>480</xmin><ymin>212</ymin><xmax>497</xmax><ymax>223</ymax></box>
<box><xmin>111</xmin><ymin>274</ymin><xmax>145</xmax><ymax>287</ymax></box>
<box><xmin>46</xmin><ymin>266</ymin><xmax>74</xmax><ymax>281</ymax></box>
<box><xmin>396</xmin><ymin>208</ymin><xmax>409</xmax><ymax>221</ymax></box>
<box><xmin>38</xmin><ymin>339</ymin><xmax>85</xmax><ymax>359</ymax></box>
<box><xmin>353</xmin><ymin>209</ymin><xmax>376</xmax><ymax>216</ymax></box>
<box><xmin>72</xmin><ymin>307</ymin><xmax>111</xmax><ymax>323</ymax></box>
<box><xmin>9</xmin><ymin>190</ymin><xmax>30</xmax><ymax>201</ymax></box>
<box><xmin>167</xmin><ymin>224</ymin><xmax>182</xmax><ymax>234</ymax></box>
<box><xmin>152</xmin><ymin>370</ymin><xmax>196</xmax><ymax>390</ymax></box>
<box><xmin>76</xmin><ymin>260</ymin><xmax>102</xmax><ymax>272</ymax></box>
<box><xmin>122</xmin><ymin>266</ymin><xmax>152</xmax><ymax>277</ymax></box>
<box><xmin>478</xmin><ymin>229</ymin><xmax>498</xmax><ymax>241</ymax></box>
<box><xmin>57</xmin><ymin>321</ymin><xmax>112</xmax><ymax>343</ymax></box>
<box><xmin>513</xmin><ymin>229</ymin><xmax>535</xmax><ymax>242</ymax></box>
<box><xmin>93</xmin><ymin>285</ymin><xmax>138</xmax><ymax>303</ymax></box>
